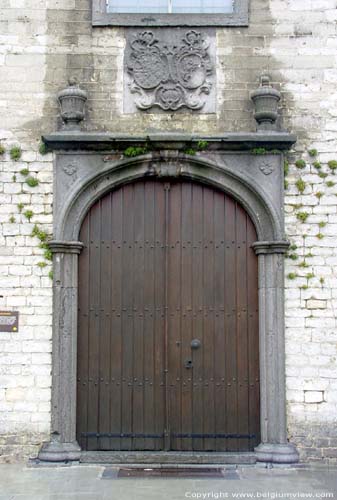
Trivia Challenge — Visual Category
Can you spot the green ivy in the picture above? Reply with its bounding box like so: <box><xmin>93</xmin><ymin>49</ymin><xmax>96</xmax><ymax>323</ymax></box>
<box><xmin>10</xmin><ymin>146</ymin><xmax>22</xmax><ymax>161</ymax></box>
<box><xmin>17</xmin><ymin>202</ymin><xmax>24</xmax><ymax>212</ymax></box>
<box><xmin>197</xmin><ymin>140</ymin><xmax>209</xmax><ymax>151</ymax></box>
<box><xmin>318</xmin><ymin>172</ymin><xmax>328</xmax><ymax>179</ymax></box>
<box><xmin>313</xmin><ymin>161</ymin><xmax>321</xmax><ymax>170</ymax></box>
<box><xmin>328</xmin><ymin>160</ymin><xmax>337</xmax><ymax>172</ymax></box>
<box><xmin>318</xmin><ymin>221</ymin><xmax>326</xmax><ymax>228</ymax></box>
<box><xmin>251</xmin><ymin>147</ymin><xmax>267</xmax><ymax>155</ymax></box>
<box><xmin>25</xmin><ymin>176</ymin><xmax>39</xmax><ymax>187</ymax></box>
<box><xmin>326</xmin><ymin>180</ymin><xmax>335</xmax><ymax>187</ymax></box>
<box><xmin>308</xmin><ymin>149</ymin><xmax>318</xmax><ymax>157</ymax></box>
<box><xmin>295</xmin><ymin>159</ymin><xmax>306</xmax><ymax>169</ymax></box>
<box><xmin>0</xmin><ymin>143</ymin><xmax>5</xmax><ymax>155</ymax></box>
<box><xmin>9</xmin><ymin>215</ymin><xmax>16</xmax><ymax>223</ymax></box>
<box><xmin>39</xmin><ymin>142</ymin><xmax>51</xmax><ymax>155</ymax></box>
<box><xmin>20</xmin><ymin>168</ymin><xmax>29</xmax><ymax>177</ymax></box>
<box><xmin>37</xmin><ymin>261</ymin><xmax>47</xmax><ymax>268</ymax></box>
<box><xmin>295</xmin><ymin>178</ymin><xmax>306</xmax><ymax>193</ymax></box>
<box><xmin>23</xmin><ymin>210</ymin><xmax>34</xmax><ymax>222</ymax></box>
<box><xmin>183</xmin><ymin>148</ymin><xmax>197</xmax><ymax>156</ymax></box>
<box><xmin>287</xmin><ymin>272</ymin><xmax>298</xmax><ymax>280</ymax></box>
<box><xmin>31</xmin><ymin>224</ymin><xmax>49</xmax><ymax>242</ymax></box>
<box><xmin>316</xmin><ymin>233</ymin><xmax>324</xmax><ymax>240</ymax></box>
<box><xmin>296</xmin><ymin>212</ymin><xmax>309</xmax><ymax>222</ymax></box>
<box><xmin>315</xmin><ymin>191</ymin><xmax>323</xmax><ymax>199</ymax></box>
<box><xmin>123</xmin><ymin>146</ymin><xmax>149</xmax><ymax>157</ymax></box>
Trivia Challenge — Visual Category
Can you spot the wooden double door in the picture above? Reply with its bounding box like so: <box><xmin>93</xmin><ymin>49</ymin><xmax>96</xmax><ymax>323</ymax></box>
<box><xmin>77</xmin><ymin>179</ymin><xmax>260</xmax><ymax>452</ymax></box>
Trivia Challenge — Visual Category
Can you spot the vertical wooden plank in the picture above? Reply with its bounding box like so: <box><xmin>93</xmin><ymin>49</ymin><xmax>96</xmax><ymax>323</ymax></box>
<box><xmin>143</xmin><ymin>181</ymin><xmax>155</xmax><ymax>450</ymax></box>
<box><xmin>121</xmin><ymin>183</ymin><xmax>134</xmax><ymax>450</ymax></box>
<box><xmin>167</xmin><ymin>181</ymin><xmax>182</xmax><ymax>451</ymax></box>
<box><xmin>213</xmin><ymin>190</ymin><xmax>226</xmax><ymax>451</ymax></box>
<box><xmin>180</xmin><ymin>182</ymin><xmax>193</xmax><ymax>451</ymax></box>
<box><xmin>247</xmin><ymin>214</ymin><xmax>260</xmax><ymax>451</ymax></box>
<box><xmin>236</xmin><ymin>203</ymin><xmax>249</xmax><ymax>451</ymax></box>
<box><xmin>77</xmin><ymin>214</ymin><xmax>90</xmax><ymax>450</ymax></box>
<box><xmin>202</xmin><ymin>186</ymin><xmax>216</xmax><ymax>451</ymax></box>
<box><xmin>191</xmin><ymin>183</ymin><xmax>204</xmax><ymax>451</ymax></box>
<box><xmin>110</xmin><ymin>187</ymin><xmax>123</xmax><ymax>450</ymax></box>
<box><xmin>154</xmin><ymin>181</ymin><xmax>166</xmax><ymax>451</ymax></box>
<box><xmin>133</xmin><ymin>182</ymin><xmax>145</xmax><ymax>450</ymax></box>
<box><xmin>98</xmin><ymin>194</ymin><xmax>112</xmax><ymax>450</ymax></box>
<box><xmin>224</xmin><ymin>196</ymin><xmax>238</xmax><ymax>452</ymax></box>
<box><xmin>87</xmin><ymin>200</ymin><xmax>101</xmax><ymax>451</ymax></box>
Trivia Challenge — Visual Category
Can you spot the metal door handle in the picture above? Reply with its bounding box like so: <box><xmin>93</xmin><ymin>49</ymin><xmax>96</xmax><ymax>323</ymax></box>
<box><xmin>191</xmin><ymin>339</ymin><xmax>201</xmax><ymax>350</ymax></box>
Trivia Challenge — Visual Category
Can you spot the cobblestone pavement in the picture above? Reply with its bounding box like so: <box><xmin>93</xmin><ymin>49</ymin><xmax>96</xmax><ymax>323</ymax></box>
<box><xmin>0</xmin><ymin>464</ymin><xmax>336</xmax><ymax>500</ymax></box>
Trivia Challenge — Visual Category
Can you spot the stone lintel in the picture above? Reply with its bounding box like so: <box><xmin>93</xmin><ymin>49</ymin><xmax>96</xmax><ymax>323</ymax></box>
<box><xmin>42</xmin><ymin>131</ymin><xmax>297</xmax><ymax>152</ymax></box>
<box><xmin>252</xmin><ymin>241</ymin><xmax>290</xmax><ymax>255</ymax></box>
<box><xmin>49</xmin><ymin>241</ymin><xmax>84</xmax><ymax>254</ymax></box>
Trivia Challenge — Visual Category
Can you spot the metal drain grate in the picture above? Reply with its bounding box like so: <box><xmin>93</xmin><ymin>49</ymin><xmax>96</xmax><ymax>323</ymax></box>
<box><xmin>117</xmin><ymin>467</ymin><xmax>225</xmax><ymax>478</ymax></box>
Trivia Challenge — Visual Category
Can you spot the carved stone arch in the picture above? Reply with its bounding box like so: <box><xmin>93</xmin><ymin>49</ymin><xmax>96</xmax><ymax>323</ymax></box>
<box><xmin>38</xmin><ymin>138</ymin><xmax>299</xmax><ymax>465</ymax></box>
<box><xmin>55</xmin><ymin>155</ymin><xmax>283</xmax><ymax>243</ymax></box>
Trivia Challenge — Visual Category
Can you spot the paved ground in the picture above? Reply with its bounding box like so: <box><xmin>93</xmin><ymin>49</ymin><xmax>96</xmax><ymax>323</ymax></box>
<box><xmin>0</xmin><ymin>463</ymin><xmax>336</xmax><ymax>500</ymax></box>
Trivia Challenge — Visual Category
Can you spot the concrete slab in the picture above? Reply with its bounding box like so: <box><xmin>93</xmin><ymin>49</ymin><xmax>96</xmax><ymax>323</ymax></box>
<box><xmin>0</xmin><ymin>464</ymin><xmax>336</xmax><ymax>500</ymax></box>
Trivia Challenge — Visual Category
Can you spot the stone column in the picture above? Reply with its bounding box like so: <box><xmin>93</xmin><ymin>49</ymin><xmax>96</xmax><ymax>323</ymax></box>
<box><xmin>38</xmin><ymin>241</ymin><xmax>83</xmax><ymax>462</ymax></box>
<box><xmin>252</xmin><ymin>241</ymin><xmax>299</xmax><ymax>464</ymax></box>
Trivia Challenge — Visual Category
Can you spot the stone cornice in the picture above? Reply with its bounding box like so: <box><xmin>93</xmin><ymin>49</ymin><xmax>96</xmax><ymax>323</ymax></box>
<box><xmin>42</xmin><ymin>131</ymin><xmax>296</xmax><ymax>152</ymax></box>
<box><xmin>252</xmin><ymin>241</ymin><xmax>290</xmax><ymax>255</ymax></box>
<box><xmin>49</xmin><ymin>241</ymin><xmax>84</xmax><ymax>254</ymax></box>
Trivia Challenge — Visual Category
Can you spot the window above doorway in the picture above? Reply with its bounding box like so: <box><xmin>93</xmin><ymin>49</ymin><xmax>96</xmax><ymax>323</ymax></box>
<box><xmin>92</xmin><ymin>0</ymin><xmax>249</xmax><ymax>26</ymax></box>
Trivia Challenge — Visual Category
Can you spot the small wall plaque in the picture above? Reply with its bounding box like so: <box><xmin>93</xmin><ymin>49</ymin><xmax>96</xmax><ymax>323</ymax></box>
<box><xmin>0</xmin><ymin>311</ymin><xmax>19</xmax><ymax>332</ymax></box>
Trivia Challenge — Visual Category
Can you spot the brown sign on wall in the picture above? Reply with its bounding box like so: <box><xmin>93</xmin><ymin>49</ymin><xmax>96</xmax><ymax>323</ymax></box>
<box><xmin>0</xmin><ymin>311</ymin><xmax>19</xmax><ymax>332</ymax></box>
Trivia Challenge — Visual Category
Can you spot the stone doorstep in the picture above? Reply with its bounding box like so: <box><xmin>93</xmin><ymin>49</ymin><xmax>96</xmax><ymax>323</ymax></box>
<box><xmin>79</xmin><ymin>451</ymin><xmax>257</xmax><ymax>466</ymax></box>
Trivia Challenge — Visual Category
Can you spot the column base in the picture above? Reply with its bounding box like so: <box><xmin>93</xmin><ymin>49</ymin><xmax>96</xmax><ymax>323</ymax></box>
<box><xmin>255</xmin><ymin>443</ymin><xmax>299</xmax><ymax>464</ymax></box>
<box><xmin>38</xmin><ymin>440</ymin><xmax>81</xmax><ymax>462</ymax></box>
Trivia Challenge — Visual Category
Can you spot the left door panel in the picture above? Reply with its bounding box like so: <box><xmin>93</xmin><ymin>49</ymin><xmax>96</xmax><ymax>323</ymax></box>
<box><xmin>77</xmin><ymin>181</ymin><xmax>166</xmax><ymax>451</ymax></box>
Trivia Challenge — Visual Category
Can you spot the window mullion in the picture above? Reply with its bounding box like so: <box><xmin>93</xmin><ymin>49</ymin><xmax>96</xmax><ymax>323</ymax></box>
<box><xmin>168</xmin><ymin>0</ymin><xmax>172</xmax><ymax>14</ymax></box>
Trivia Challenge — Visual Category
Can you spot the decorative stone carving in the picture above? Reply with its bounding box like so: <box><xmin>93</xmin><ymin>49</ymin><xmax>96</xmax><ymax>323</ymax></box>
<box><xmin>259</xmin><ymin>160</ymin><xmax>275</xmax><ymax>175</ymax></box>
<box><xmin>250</xmin><ymin>76</ymin><xmax>281</xmax><ymax>131</ymax></box>
<box><xmin>125</xmin><ymin>29</ymin><xmax>215</xmax><ymax>113</ymax></box>
<box><xmin>58</xmin><ymin>78</ymin><xmax>87</xmax><ymax>131</ymax></box>
<box><xmin>63</xmin><ymin>162</ymin><xmax>78</xmax><ymax>182</ymax></box>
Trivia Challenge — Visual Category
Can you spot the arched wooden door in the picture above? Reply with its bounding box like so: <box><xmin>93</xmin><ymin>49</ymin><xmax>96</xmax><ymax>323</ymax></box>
<box><xmin>77</xmin><ymin>179</ymin><xmax>260</xmax><ymax>452</ymax></box>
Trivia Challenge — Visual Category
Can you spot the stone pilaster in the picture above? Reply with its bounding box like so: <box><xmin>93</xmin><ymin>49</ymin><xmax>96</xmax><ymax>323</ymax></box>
<box><xmin>38</xmin><ymin>241</ymin><xmax>83</xmax><ymax>462</ymax></box>
<box><xmin>253</xmin><ymin>241</ymin><xmax>299</xmax><ymax>464</ymax></box>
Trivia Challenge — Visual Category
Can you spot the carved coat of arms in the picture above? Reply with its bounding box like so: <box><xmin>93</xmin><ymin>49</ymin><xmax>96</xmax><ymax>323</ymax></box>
<box><xmin>126</xmin><ymin>30</ymin><xmax>214</xmax><ymax>112</ymax></box>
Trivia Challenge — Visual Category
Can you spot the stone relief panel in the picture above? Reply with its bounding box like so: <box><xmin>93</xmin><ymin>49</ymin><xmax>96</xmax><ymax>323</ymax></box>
<box><xmin>124</xmin><ymin>28</ymin><xmax>216</xmax><ymax>113</ymax></box>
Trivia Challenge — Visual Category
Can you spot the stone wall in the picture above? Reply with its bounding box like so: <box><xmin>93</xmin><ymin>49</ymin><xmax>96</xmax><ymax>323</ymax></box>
<box><xmin>0</xmin><ymin>0</ymin><xmax>336</xmax><ymax>462</ymax></box>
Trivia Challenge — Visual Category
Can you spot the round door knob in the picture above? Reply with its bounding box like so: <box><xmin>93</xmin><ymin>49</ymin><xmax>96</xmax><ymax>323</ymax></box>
<box><xmin>191</xmin><ymin>339</ymin><xmax>201</xmax><ymax>350</ymax></box>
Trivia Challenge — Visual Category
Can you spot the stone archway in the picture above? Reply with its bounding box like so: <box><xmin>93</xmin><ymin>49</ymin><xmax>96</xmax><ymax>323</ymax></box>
<box><xmin>38</xmin><ymin>143</ymin><xmax>299</xmax><ymax>464</ymax></box>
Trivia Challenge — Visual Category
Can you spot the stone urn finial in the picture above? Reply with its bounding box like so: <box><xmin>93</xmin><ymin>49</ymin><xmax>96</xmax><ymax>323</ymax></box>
<box><xmin>250</xmin><ymin>75</ymin><xmax>281</xmax><ymax>131</ymax></box>
<box><xmin>58</xmin><ymin>77</ymin><xmax>87</xmax><ymax>131</ymax></box>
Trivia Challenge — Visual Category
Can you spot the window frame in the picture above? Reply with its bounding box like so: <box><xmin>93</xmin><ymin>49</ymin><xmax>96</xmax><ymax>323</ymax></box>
<box><xmin>92</xmin><ymin>0</ymin><xmax>249</xmax><ymax>27</ymax></box>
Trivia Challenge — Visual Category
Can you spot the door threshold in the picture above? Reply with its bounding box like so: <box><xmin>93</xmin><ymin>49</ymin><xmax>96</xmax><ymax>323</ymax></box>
<box><xmin>80</xmin><ymin>451</ymin><xmax>256</xmax><ymax>465</ymax></box>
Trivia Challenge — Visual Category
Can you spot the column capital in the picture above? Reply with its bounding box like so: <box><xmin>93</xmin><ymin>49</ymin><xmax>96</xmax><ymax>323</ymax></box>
<box><xmin>252</xmin><ymin>241</ymin><xmax>290</xmax><ymax>255</ymax></box>
<box><xmin>49</xmin><ymin>240</ymin><xmax>84</xmax><ymax>254</ymax></box>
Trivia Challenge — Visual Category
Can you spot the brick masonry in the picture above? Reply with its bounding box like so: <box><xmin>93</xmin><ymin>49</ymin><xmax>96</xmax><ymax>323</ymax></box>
<box><xmin>0</xmin><ymin>0</ymin><xmax>336</xmax><ymax>462</ymax></box>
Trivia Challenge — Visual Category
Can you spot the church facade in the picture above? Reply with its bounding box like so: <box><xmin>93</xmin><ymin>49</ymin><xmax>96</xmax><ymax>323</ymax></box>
<box><xmin>0</xmin><ymin>0</ymin><xmax>336</xmax><ymax>464</ymax></box>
